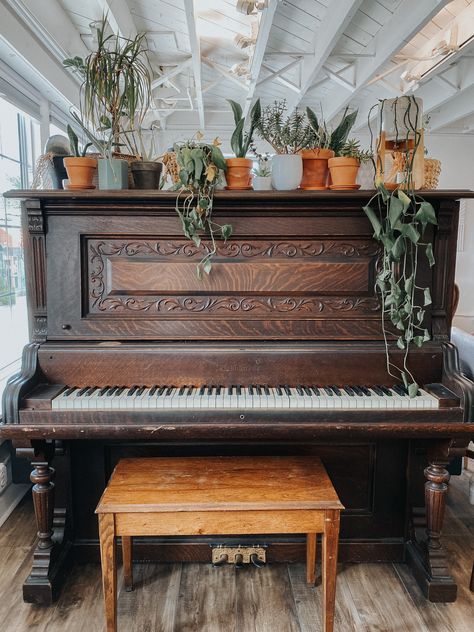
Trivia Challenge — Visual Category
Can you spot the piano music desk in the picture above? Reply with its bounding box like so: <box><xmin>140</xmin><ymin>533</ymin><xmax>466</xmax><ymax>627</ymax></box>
<box><xmin>96</xmin><ymin>456</ymin><xmax>344</xmax><ymax>632</ymax></box>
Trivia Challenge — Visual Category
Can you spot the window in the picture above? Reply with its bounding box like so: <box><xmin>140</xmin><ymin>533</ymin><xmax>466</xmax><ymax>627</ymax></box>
<box><xmin>0</xmin><ymin>97</ymin><xmax>41</xmax><ymax>401</ymax></box>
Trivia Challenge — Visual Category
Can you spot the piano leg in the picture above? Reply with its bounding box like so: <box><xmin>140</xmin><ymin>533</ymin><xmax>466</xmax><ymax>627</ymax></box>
<box><xmin>406</xmin><ymin>438</ymin><xmax>468</xmax><ymax>603</ymax></box>
<box><xmin>15</xmin><ymin>439</ymin><xmax>73</xmax><ymax>606</ymax></box>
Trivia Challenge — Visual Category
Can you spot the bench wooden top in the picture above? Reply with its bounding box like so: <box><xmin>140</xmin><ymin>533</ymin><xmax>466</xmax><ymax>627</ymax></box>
<box><xmin>96</xmin><ymin>456</ymin><xmax>344</xmax><ymax>513</ymax></box>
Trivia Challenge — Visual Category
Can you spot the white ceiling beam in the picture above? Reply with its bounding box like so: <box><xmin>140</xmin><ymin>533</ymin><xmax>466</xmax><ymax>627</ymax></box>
<box><xmin>183</xmin><ymin>0</ymin><xmax>205</xmax><ymax>129</ymax></box>
<box><xmin>96</xmin><ymin>0</ymin><xmax>138</xmax><ymax>38</ymax></box>
<box><xmin>426</xmin><ymin>84</ymin><xmax>474</xmax><ymax>131</ymax></box>
<box><xmin>203</xmin><ymin>58</ymin><xmax>249</xmax><ymax>91</ymax></box>
<box><xmin>322</xmin><ymin>65</ymin><xmax>355</xmax><ymax>92</ymax></box>
<box><xmin>257</xmin><ymin>58</ymin><xmax>301</xmax><ymax>89</ymax></box>
<box><xmin>243</xmin><ymin>0</ymin><xmax>278</xmax><ymax>117</ymax></box>
<box><xmin>151</xmin><ymin>58</ymin><xmax>192</xmax><ymax>90</ymax></box>
<box><xmin>10</xmin><ymin>0</ymin><xmax>89</xmax><ymax>59</ymax></box>
<box><xmin>286</xmin><ymin>0</ymin><xmax>363</xmax><ymax>111</ymax></box>
<box><xmin>325</xmin><ymin>0</ymin><xmax>451</xmax><ymax>122</ymax></box>
<box><xmin>0</xmin><ymin>1</ymin><xmax>80</xmax><ymax>109</ymax></box>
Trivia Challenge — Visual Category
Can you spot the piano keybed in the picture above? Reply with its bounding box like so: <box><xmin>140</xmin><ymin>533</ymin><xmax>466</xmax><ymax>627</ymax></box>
<box><xmin>51</xmin><ymin>384</ymin><xmax>440</xmax><ymax>411</ymax></box>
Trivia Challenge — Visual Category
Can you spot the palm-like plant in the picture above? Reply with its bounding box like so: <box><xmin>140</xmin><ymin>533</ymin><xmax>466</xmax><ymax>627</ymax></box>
<box><xmin>228</xmin><ymin>99</ymin><xmax>261</xmax><ymax>158</ymax></box>
<box><xmin>63</xmin><ymin>16</ymin><xmax>151</xmax><ymax>153</ymax></box>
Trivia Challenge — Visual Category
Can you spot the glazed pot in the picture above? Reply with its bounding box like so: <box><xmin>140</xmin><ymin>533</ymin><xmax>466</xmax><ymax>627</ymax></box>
<box><xmin>98</xmin><ymin>158</ymin><xmax>129</xmax><ymax>190</ymax></box>
<box><xmin>271</xmin><ymin>154</ymin><xmax>302</xmax><ymax>191</ymax></box>
<box><xmin>51</xmin><ymin>155</ymin><xmax>71</xmax><ymax>189</ymax></box>
<box><xmin>252</xmin><ymin>176</ymin><xmax>272</xmax><ymax>191</ymax></box>
<box><xmin>328</xmin><ymin>157</ymin><xmax>360</xmax><ymax>189</ymax></box>
<box><xmin>63</xmin><ymin>156</ymin><xmax>97</xmax><ymax>189</ymax></box>
<box><xmin>225</xmin><ymin>157</ymin><xmax>253</xmax><ymax>189</ymax></box>
<box><xmin>131</xmin><ymin>161</ymin><xmax>163</xmax><ymax>189</ymax></box>
<box><xmin>300</xmin><ymin>148</ymin><xmax>334</xmax><ymax>190</ymax></box>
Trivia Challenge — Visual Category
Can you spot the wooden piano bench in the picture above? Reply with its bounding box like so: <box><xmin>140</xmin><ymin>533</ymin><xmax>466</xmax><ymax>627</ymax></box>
<box><xmin>95</xmin><ymin>456</ymin><xmax>344</xmax><ymax>632</ymax></box>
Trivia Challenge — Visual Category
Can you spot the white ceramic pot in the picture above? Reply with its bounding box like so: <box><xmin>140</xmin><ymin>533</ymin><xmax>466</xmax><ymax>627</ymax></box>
<box><xmin>252</xmin><ymin>176</ymin><xmax>272</xmax><ymax>191</ymax></box>
<box><xmin>271</xmin><ymin>154</ymin><xmax>303</xmax><ymax>190</ymax></box>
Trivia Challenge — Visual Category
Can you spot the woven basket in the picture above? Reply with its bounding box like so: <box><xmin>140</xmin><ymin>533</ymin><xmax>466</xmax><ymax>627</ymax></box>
<box><xmin>423</xmin><ymin>158</ymin><xmax>441</xmax><ymax>190</ymax></box>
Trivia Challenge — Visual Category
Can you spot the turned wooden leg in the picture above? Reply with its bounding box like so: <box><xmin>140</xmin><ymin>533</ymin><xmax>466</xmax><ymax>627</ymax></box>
<box><xmin>122</xmin><ymin>536</ymin><xmax>133</xmax><ymax>592</ymax></box>
<box><xmin>424</xmin><ymin>461</ymin><xmax>450</xmax><ymax>551</ymax></box>
<box><xmin>322</xmin><ymin>509</ymin><xmax>340</xmax><ymax>632</ymax></box>
<box><xmin>306</xmin><ymin>533</ymin><xmax>317</xmax><ymax>584</ymax></box>
<box><xmin>31</xmin><ymin>458</ymin><xmax>55</xmax><ymax>550</ymax></box>
<box><xmin>99</xmin><ymin>514</ymin><xmax>117</xmax><ymax>632</ymax></box>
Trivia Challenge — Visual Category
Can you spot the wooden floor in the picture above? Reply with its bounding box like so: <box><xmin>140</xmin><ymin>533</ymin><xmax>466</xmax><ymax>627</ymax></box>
<box><xmin>1</xmin><ymin>472</ymin><xmax>473</xmax><ymax>632</ymax></box>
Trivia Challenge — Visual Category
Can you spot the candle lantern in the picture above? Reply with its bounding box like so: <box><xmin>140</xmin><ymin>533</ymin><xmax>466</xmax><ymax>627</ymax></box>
<box><xmin>376</xmin><ymin>96</ymin><xmax>424</xmax><ymax>190</ymax></box>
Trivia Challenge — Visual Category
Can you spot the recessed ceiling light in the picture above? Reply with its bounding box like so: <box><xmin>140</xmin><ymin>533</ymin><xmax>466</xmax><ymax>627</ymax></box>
<box><xmin>236</xmin><ymin>1</ymin><xmax>268</xmax><ymax>16</ymax></box>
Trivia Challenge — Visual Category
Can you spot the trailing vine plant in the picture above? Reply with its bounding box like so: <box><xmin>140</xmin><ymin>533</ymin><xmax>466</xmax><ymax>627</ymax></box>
<box><xmin>173</xmin><ymin>134</ymin><xmax>231</xmax><ymax>278</ymax></box>
<box><xmin>364</xmin><ymin>96</ymin><xmax>437</xmax><ymax>396</ymax></box>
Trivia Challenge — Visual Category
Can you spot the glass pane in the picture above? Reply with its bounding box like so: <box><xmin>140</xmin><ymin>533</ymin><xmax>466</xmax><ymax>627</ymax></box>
<box><xmin>0</xmin><ymin>99</ymin><xmax>20</xmax><ymax>161</ymax></box>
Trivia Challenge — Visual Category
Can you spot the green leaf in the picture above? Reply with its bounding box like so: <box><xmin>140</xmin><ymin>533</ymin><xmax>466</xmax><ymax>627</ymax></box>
<box><xmin>397</xmin><ymin>337</ymin><xmax>405</xmax><ymax>350</ymax></box>
<box><xmin>230</xmin><ymin>118</ymin><xmax>245</xmax><ymax>157</ymax></box>
<box><xmin>250</xmin><ymin>98</ymin><xmax>261</xmax><ymax>129</ymax></box>
<box><xmin>363</xmin><ymin>205</ymin><xmax>382</xmax><ymax>237</ymax></box>
<box><xmin>423</xmin><ymin>329</ymin><xmax>430</xmax><ymax>342</ymax></box>
<box><xmin>228</xmin><ymin>99</ymin><xmax>243</xmax><ymax>127</ymax></box>
<box><xmin>413</xmin><ymin>336</ymin><xmax>424</xmax><ymax>348</ymax></box>
<box><xmin>221</xmin><ymin>224</ymin><xmax>233</xmax><ymax>240</ymax></box>
<box><xmin>417</xmin><ymin>309</ymin><xmax>425</xmax><ymax>324</ymax></box>
<box><xmin>211</xmin><ymin>146</ymin><xmax>227</xmax><ymax>171</ymax></box>
<box><xmin>191</xmin><ymin>233</ymin><xmax>201</xmax><ymax>247</ymax></box>
<box><xmin>404</xmin><ymin>275</ymin><xmax>414</xmax><ymax>295</ymax></box>
<box><xmin>397</xmin><ymin>189</ymin><xmax>411</xmax><ymax>211</ymax></box>
<box><xmin>424</xmin><ymin>287</ymin><xmax>432</xmax><ymax>306</ymax></box>
<box><xmin>389</xmin><ymin>196</ymin><xmax>404</xmax><ymax>228</ymax></box>
<box><xmin>401</xmin><ymin>223</ymin><xmax>420</xmax><ymax>244</ymax></box>
<box><xmin>306</xmin><ymin>107</ymin><xmax>319</xmax><ymax>133</ymax></box>
<box><xmin>391</xmin><ymin>235</ymin><xmax>405</xmax><ymax>260</ymax></box>
<box><xmin>426</xmin><ymin>243</ymin><xmax>435</xmax><ymax>267</ymax></box>
<box><xmin>179</xmin><ymin>169</ymin><xmax>189</xmax><ymax>185</ymax></box>
<box><xmin>415</xmin><ymin>201</ymin><xmax>437</xmax><ymax>225</ymax></box>
<box><xmin>203</xmin><ymin>259</ymin><xmax>212</xmax><ymax>275</ymax></box>
<box><xmin>408</xmin><ymin>382</ymin><xmax>419</xmax><ymax>398</ymax></box>
<box><xmin>376</xmin><ymin>182</ymin><xmax>390</xmax><ymax>203</ymax></box>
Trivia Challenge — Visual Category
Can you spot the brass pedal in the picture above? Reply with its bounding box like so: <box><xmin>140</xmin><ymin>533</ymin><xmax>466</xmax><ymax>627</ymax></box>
<box><xmin>211</xmin><ymin>545</ymin><xmax>266</xmax><ymax>567</ymax></box>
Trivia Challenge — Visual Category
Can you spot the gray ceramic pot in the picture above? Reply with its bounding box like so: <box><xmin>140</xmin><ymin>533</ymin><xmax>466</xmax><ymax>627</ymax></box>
<box><xmin>131</xmin><ymin>161</ymin><xmax>163</xmax><ymax>189</ymax></box>
<box><xmin>98</xmin><ymin>158</ymin><xmax>128</xmax><ymax>190</ymax></box>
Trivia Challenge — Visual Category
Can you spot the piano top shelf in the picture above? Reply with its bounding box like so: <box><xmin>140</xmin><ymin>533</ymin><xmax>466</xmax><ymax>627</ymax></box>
<box><xmin>4</xmin><ymin>189</ymin><xmax>474</xmax><ymax>201</ymax></box>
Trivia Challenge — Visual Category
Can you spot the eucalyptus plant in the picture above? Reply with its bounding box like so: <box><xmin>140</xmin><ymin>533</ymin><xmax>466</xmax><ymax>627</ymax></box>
<box><xmin>364</xmin><ymin>96</ymin><xmax>436</xmax><ymax>396</ymax></box>
<box><xmin>228</xmin><ymin>99</ymin><xmax>261</xmax><ymax>158</ymax></box>
<box><xmin>173</xmin><ymin>134</ymin><xmax>231</xmax><ymax>277</ymax></box>
<box><xmin>257</xmin><ymin>100</ymin><xmax>312</xmax><ymax>154</ymax></box>
<box><xmin>63</xmin><ymin>16</ymin><xmax>151</xmax><ymax>154</ymax></box>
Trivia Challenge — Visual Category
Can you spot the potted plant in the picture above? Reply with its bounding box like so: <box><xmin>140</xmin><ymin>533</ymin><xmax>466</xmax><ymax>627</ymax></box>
<box><xmin>128</xmin><ymin>125</ymin><xmax>162</xmax><ymax>189</ymax></box>
<box><xmin>173</xmin><ymin>134</ymin><xmax>231</xmax><ymax>277</ymax></box>
<box><xmin>252</xmin><ymin>162</ymin><xmax>272</xmax><ymax>190</ymax></box>
<box><xmin>302</xmin><ymin>107</ymin><xmax>358</xmax><ymax>189</ymax></box>
<box><xmin>63</xmin><ymin>16</ymin><xmax>151</xmax><ymax>189</ymax></box>
<box><xmin>63</xmin><ymin>125</ymin><xmax>96</xmax><ymax>189</ymax></box>
<box><xmin>256</xmin><ymin>100</ymin><xmax>309</xmax><ymax>190</ymax></box>
<box><xmin>226</xmin><ymin>99</ymin><xmax>261</xmax><ymax>189</ymax></box>
<box><xmin>328</xmin><ymin>139</ymin><xmax>373</xmax><ymax>190</ymax></box>
<box><xmin>44</xmin><ymin>135</ymin><xmax>71</xmax><ymax>189</ymax></box>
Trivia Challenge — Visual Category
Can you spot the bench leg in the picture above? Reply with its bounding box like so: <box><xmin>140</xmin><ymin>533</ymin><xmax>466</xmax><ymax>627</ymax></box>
<box><xmin>122</xmin><ymin>536</ymin><xmax>133</xmax><ymax>592</ymax></box>
<box><xmin>306</xmin><ymin>533</ymin><xmax>317</xmax><ymax>584</ymax></box>
<box><xmin>98</xmin><ymin>513</ymin><xmax>117</xmax><ymax>632</ymax></box>
<box><xmin>322</xmin><ymin>509</ymin><xmax>340</xmax><ymax>632</ymax></box>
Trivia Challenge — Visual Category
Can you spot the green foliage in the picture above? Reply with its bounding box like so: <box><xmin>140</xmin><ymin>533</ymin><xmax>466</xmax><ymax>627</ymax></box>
<box><xmin>363</xmin><ymin>184</ymin><xmax>437</xmax><ymax>396</ymax></box>
<box><xmin>252</xmin><ymin>165</ymin><xmax>271</xmax><ymax>177</ymax></box>
<box><xmin>67</xmin><ymin>124</ymin><xmax>92</xmax><ymax>157</ymax></box>
<box><xmin>339</xmin><ymin>138</ymin><xmax>373</xmax><ymax>162</ymax></box>
<box><xmin>174</xmin><ymin>135</ymin><xmax>231</xmax><ymax>277</ymax></box>
<box><xmin>305</xmin><ymin>106</ymin><xmax>357</xmax><ymax>152</ymax></box>
<box><xmin>228</xmin><ymin>99</ymin><xmax>261</xmax><ymax>158</ymax></box>
<box><xmin>257</xmin><ymin>100</ymin><xmax>312</xmax><ymax>154</ymax></box>
<box><xmin>63</xmin><ymin>15</ymin><xmax>151</xmax><ymax>153</ymax></box>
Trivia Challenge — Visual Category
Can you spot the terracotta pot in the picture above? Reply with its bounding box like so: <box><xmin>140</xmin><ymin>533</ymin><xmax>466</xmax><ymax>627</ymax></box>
<box><xmin>63</xmin><ymin>156</ymin><xmax>97</xmax><ymax>189</ymax></box>
<box><xmin>225</xmin><ymin>157</ymin><xmax>253</xmax><ymax>189</ymax></box>
<box><xmin>300</xmin><ymin>149</ymin><xmax>334</xmax><ymax>190</ymax></box>
<box><xmin>328</xmin><ymin>157</ymin><xmax>360</xmax><ymax>189</ymax></box>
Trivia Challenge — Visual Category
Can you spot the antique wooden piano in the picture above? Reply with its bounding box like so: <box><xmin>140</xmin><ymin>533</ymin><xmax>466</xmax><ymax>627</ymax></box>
<box><xmin>1</xmin><ymin>189</ymin><xmax>473</xmax><ymax>606</ymax></box>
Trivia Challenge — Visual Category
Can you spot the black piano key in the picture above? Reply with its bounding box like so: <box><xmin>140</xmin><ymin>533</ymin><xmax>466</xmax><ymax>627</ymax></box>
<box><xmin>227</xmin><ymin>385</ymin><xmax>233</xmax><ymax>396</ymax></box>
<box><xmin>149</xmin><ymin>385</ymin><xmax>158</xmax><ymax>396</ymax></box>
<box><xmin>98</xmin><ymin>386</ymin><xmax>110</xmax><ymax>396</ymax></box>
<box><xmin>276</xmin><ymin>386</ymin><xmax>283</xmax><ymax>396</ymax></box>
<box><xmin>178</xmin><ymin>386</ymin><xmax>186</xmax><ymax>396</ymax></box>
<box><xmin>372</xmin><ymin>386</ymin><xmax>385</xmax><ymax>396</ymax></box>
<box><xmin>264</xmin><ymin>385</ymin><xmax>270</xmax><ymax>396</ymax></box>
<box><xmin>359</xmin><ymin>386</ymin><xmax>371</xmax><ymax>396</ymax></box>
<box><xmin>296</xmin><ymin>385</ymin><xmax>304</xmax><ymax>395</ymax></box>
<box><xmin>324</xmin><ymin>387</ymin><xmax>334</xmax><ymax>396</ymax></box>
<box><xmin>208</xmin><ymin>385</ymin><xmax>215</xmax><ymax>395</ymax></box>
<box><xmin>255</xmin><ymin>385</ymin><xmax>262</xmax><ymax>396</ymax></box>
<box><xmin>393</xmin><ymin>385</ymin><xmax>407</xmax><ymax>396</ymax></box>
<box><xmin>64</xmin><ymin>386</ymin><xmax>76</xmax><ymax>396</ymax></box>
<box><xmin>303</xmin><ymin>386</ymin><xmax>312</xmax><ymax>396</ymax></box>
<box><xmin>237</xmin><ymin>385</ymin><xmax>242</xmax><ymax>395</ymax></box>
<box><xmin>187</xmin><ymin>386</ymin><xmax>194</xmax><ymax>396</ymax></box>
<box><xmin>249</xmin><ymin>385</ymin><xmax>254</xmax><ymax>395</ymax></box>
<box><xmin>199</xmin><ymin>385</ymin><xmax>206</xmax><ymax>396</ymax></box>
<box><xmin>284</xmin><ymin>385</ymin><xmax>291</xmax><ymax>396</ymax></box>
<box><xmin>351</xmin><ymin>386</ymin><xmax>363</xmax><ymax>396</ymax></box>
<box><xmin>311</xmin><ymin>386</ymin><xmax>320</xmax><ymax>396</ymax></box>
<box><xmin>216</xmin><ymin>385</ymin><xmax>222</xmax><ymax>395</ymax></box>
<box><xmin>344</xmin><ymin>386</ymin><xmax>355</xmax><ymax>396</ymax></box>
<box><xmin>165</xmin><ymin>386</ymin><xmax>175</xmax><ymax>396</ymax></box>
<box><xmin>115</xmin><ymin>387</ymin><xmax>125</xmax><ymax>396</ymax></box>
<box><xmin>136</xmin><ymin>386</ymin><xmax>146</xmax><ymax>396</ymax></box>
<box><xmin>77</xmin><ymin>387</ymin><xmax>89</xmax><ymax>396</ymax></box>
<box><xmin>84</xmin><ymin>386</ymin><xmax>97</xmax><ymax>396</ymax></box>
<box><xmin>158</xmin><ymin>386</ymin><xmax>166</xmax><ymax>396</ymax></box>
<box><xmin>127</xmin><ymin>385</ymin><xmax>138</xmax><ymax>396</ymax></box>
<box><xmin>379</xmin><ymin>385</ymin><xmax>392</xmax><ymax>396</ymax></box>
<box><xmin>106</xmin><ymin>387</ymin><xmax>117</xmax><ymax>396</ymax></box>
<box><xmin>330</xmin><ymin>385</ymin><xmax>342</xmax><ymax>396</ymax></box>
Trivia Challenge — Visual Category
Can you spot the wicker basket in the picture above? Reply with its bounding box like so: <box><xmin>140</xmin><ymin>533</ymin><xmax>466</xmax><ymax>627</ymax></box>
<box><xmin>423</xmin><ymin>158</ymin><xmax>441</xmax><ymax>190</ymax></box>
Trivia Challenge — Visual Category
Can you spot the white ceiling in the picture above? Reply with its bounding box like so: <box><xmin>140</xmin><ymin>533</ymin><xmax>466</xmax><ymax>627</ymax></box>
<box><xmin>2</xmin><ymin>0</ymin><xmax>474</xmax><ymax>135</ymax></box>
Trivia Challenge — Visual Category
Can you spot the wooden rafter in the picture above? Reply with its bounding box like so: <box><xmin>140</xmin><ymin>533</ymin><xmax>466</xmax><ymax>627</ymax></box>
<box><xmin>183</xmin><ymin>0</ymin><xmax>205</xmax><ymax>129</ymax></box>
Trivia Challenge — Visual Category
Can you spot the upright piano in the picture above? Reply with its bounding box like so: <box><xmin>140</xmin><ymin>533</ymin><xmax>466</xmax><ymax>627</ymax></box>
<box><xmin>1</xmin><ymin>189</ymin><xmax>473</xmax><ymax>606</ymax></box>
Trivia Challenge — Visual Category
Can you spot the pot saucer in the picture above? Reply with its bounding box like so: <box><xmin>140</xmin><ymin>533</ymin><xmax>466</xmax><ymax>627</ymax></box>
<box><xmin>329</xmin><ymin>184</ymin><xmax>361</xmax><ymax>190</ymax></box>
<box><xmin>64</xmin><ymin>184</ymin><xmax>96</xmax><ymax>190</ymax></box>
